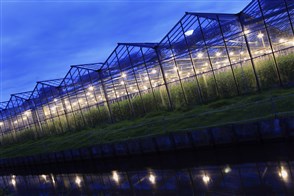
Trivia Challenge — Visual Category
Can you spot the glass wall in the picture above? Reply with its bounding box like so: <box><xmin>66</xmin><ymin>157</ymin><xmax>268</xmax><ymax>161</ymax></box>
<box><xmin>0</xmin><ymin>0</ymin><xmax>293</xmax><ymax>142</ymax></box>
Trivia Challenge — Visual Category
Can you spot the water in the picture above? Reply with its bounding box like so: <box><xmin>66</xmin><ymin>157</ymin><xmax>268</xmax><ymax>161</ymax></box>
<box><xmin>1</xmin><ymin>160</ymin><xmax>294</xmax><ymax>195</ymax></box>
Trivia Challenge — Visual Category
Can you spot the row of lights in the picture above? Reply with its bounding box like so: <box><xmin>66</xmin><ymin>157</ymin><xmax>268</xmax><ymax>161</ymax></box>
<box><xmin>9</xmin><ymin>166</ymin><xmax>290</xmax><ymax>188</ymax></box>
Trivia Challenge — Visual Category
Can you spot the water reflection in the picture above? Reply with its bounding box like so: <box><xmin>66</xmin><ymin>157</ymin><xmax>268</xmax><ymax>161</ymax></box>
<box><xmin>1</xmin><ymin>161</ymin><xmax>294</xmax><ymax>195</ymax></box>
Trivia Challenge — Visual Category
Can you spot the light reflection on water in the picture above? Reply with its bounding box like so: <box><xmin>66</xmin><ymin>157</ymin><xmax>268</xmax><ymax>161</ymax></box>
<box><xmin>1</xmin><ymin>161</ymin><xmax>294</xmax><ymax>195</ymax></box>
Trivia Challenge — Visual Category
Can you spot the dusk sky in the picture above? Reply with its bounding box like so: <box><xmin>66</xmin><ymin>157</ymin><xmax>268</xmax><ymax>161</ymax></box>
<box><xmin>1</xmin><ymin>0</ymin><xmax>251</xmax><ymax>102</ymax></box>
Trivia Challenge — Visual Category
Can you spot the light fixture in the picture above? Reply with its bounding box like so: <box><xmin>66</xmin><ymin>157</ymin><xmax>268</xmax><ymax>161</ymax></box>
<box><xmin>0</xmin><ymin>122</ymin><xmax>3</xmax><ymax>126</ymax></box>
<box><xmin>86</xmin><ymin>92</ymin><xmax>91</xmax><ymax>96</ymax></box>
<box><xmin>279</xmin><ymin>166</ymin><xmax>288</xmax><ymax>180</ymax></box>
<box><xmin>143</xmin><ymin>86</ymin><xmax>148</xmax><ymax>90</ymax></box>
<box><xmin>257</xmin><ymin>32</ymin><xmax>264</xmax><ymax>39</ymax></box>
<box><xmin>279</xmin><ymin>38</ymin><xmax>285</xmax><ymax>43</ymax></box>
<box><xmin>184</xmin><ymin>29</ymin><xmax>194</xmax><ymax>36</ymax></box>
<box><xmin>240</xmin><ymin>51</ymin><xmax>244</xmax><ymax>55</ymax></box>
<box><xmin>151</xmin><ymin>69</ymin><xmax>157</xmax><ymax>74</ymax></box>
<box><xmin>216</xmin><ymin>52</ymin><xmax>221</xmax><ymax>57</ymax></box>
<box><xmin>197</xmin><ymin>53</ymin><xmax>203</xmax><ymax>58</ymax></box>
<box><xmin>14</xmin><ymin>121</ymin><xmax>18</xmax><ymax>124</ymax></box>
<box><xmin>224</xmin><ymin>166</ymin><xmax>231</xmax><ymax>174</ymax></box>
<box><xmin>144</xmin><ymin>76</ymin><xmax>149</xmax><ymax>81</ymax></box>
<box><xmin>11</xmin><ymin>179</ymin><xmax>16</xmax><ymax>187</ymax></box>
<box><xmin>24</xmin><ymin>111</ymin><xmax>30</xmax><ymax>116</ymax></box>
<box><xmin>112</xmin><ymin>171</ymin><xmax>119</xmax><ymax>183</ymax></box>
<box><xmin>120</xmin><ymin>81</ymin><xmax>125</xmax><ymax>85</ymax></box>
<box><xmin>41</xmin><ymin>174</ymin><xmax>47</xmax><ymax>181</ymax></box>
<box><xmin>121</xmin><ymin>73</ymin><xmax>127</xmax><ymax>78</ymax></box>
<box><xmin>54</xmin><ymin>98</ymin><xmax>58</xmax><ymax>102</ymax></box>
<box><xmin>229</xmin><ymin>52</ymin><xmax>234</xmax><ymax>56</ymax></box>
<box><xmin>149</xmin><ymin>174</ymin><xmax>156</xmax><ymax>184</ymax></box>
<box><xmin>174</xmin><ymin>67</ymin><xmax>178</xmax><ymax>71</ymax></box>
<box><xmin>51</xmin><ymin>174</ymin><xmax>56</xmax><ymax>185</ymax></box>
<box><xmin>243</xmin><ymin>29</ymin><xmax>250</xmax><ymax>35</ymax></box>
<box><xmin>88</xmin><ymin>86</ymin><xmax>94</xmax><ymax>91</ymax></box>
<box><xmin>75</xmin><ymin>176</ymin><xmax>81</xmax><ymax>186</ymax></box>
<box><xmin>202</xmin><ymin>174</ymin><xmax>210</xmax><ymax>184</ymax></box>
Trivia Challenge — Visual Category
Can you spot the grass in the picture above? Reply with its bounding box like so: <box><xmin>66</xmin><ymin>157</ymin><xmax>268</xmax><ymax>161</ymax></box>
<box><xmin>0</xmin><ymin>87</ymin><xmax>293</xmax><ymax>159</ymax></box>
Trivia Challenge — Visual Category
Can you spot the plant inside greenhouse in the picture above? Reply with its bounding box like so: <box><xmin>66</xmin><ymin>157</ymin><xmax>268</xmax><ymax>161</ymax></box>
<box><xmin>0</xmin><ymin>0</ymin><xmax>293</xmax><ymax>145</ymax></box>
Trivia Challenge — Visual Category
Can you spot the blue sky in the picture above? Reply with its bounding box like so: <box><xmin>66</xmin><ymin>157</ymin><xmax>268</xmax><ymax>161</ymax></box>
<box><xmin>1</xmin><ymin>0</ymin><xmax>251</xmax><ymax>102</ymax></box>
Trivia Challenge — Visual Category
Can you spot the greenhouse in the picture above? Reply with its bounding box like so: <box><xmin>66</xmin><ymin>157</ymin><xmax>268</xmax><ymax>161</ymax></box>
<box><xmin>0</xmin><ymin>0</ymin><xmax>293</xmax><ymax>143</ymax></box>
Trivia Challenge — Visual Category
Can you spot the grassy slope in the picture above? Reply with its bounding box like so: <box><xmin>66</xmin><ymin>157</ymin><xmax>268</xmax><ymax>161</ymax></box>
<box><xmin>0</xmin><ymin>88</ymin><xmax>293</xmax><ymax>158</ymax></box>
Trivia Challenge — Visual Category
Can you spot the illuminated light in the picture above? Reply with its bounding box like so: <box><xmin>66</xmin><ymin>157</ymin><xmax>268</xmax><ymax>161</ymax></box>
<box><xmin>72</xmin><ymin>102</ymin><xmax>77</xmax><ymax>106</ymax></box>
<box><xmin>279</xmin><ymin>38</ymin><xmax>285</xmax><ymax>43</ymax></box>
<box><xmin>14</xmin><ymin>121</ymin><xmax>18</xmax><ymax>124</ymax></box>
<box><xmin>66</xmin><ymin>107</ymin><xmax>71</xmax><ymax>110</ymax></box>
<box><xmin>224</xmin><ymin>166</ymin><xmax>231</xmax><ymax>174</ymax></box>
<box><xmin>78</xmin><ymin>99</ymin><xmax>84</xmax><ymax>104</ymax></box>
<box><xmin>243</xmin><ymin>29</ymin><xmax>250</xmax><ymax>35</ymax></box>
<box><xmin>255</xmin><ymin>51</ymin><xmax>259</xmax><ymax>55</ymax></box>
<box><xmin>120</xmin><ymin>81</ymin><xmax>125</xmax><ymax>85</ymax></box>
<box><xmin>279</xmin><ymin>167</ymin><xmax>288</xmax><ymax>179</ymax></box>
<box><xmin>144</xmin><ymin>76</ymin><xmax>149</xmax><ymax>81</ymax></box>
<box><xmin>121</xmin><ymin>73</ymin><xmax>127</xmax><ymax>78</ymax></box>
<box><xmin>257</xmin><ymin>32</ymin><xmax>264</xmax><ymax>39</ymax></box>
<box><xmin>41</xmin><ymin>174</ymin><xmax>47</xmax><ymax>181</ymax></box>
<box><xmin>179</xmin><ymin>71</ymin><xmax>182</xmax><ymax>74</ymax></box>
<box><xmin>240</xmin><ymin>51</ymin><xmax>244</xmax><ymax>55</ymax></box>
<box><xmin>149</xmin><ymin>174</ymin><xmax>156</xmax><ymax>184</ymax></box>
<box><xmin>54</xmin><ymin>98</ymin><xmax>58</xmax><ymax>102</ymax></box>
<box><xmin>75</xmin><ymin>176</ymin><xmax>82</xmax><ymax>186</ymax></box>
<box><xmin>184</xmin><ymin>29</ymin><xmax>194</xmax><ymax>36</ymax></box>
<box><xmin>0</xmin><ymin>122</ymin><xmax>3</xmax><ymax>126</ymax></box>
<box><xmin>151</xmin><ymin>69</ymin><xmax>157</xmax><ymax>74</ymax></box>
<box><xmin>51</xmin><ymin>174</ymin><xmax>56</xmax><ymax>185</ymax></box>
<box><xmin>112</xmin><ymin>171</ymin><xmax>119</xmax><ymax>183</ymax></box>
<box><xmin>202</xmin><ymin>174</ymin><xmax>210</xmax><ymax>184</ymax></box>
<box><xmin>143</xmin><ymin>86</ymin><xmax>148</xmax><ymax>90</ymax></box>
<box><xmin>86</xmin><ymin>92</ymin><xmax>91</xmax><ymax>96</ymax></box>
<box><xmin>216</xmin><ymin>52</ymin><xmax>221</xmax><ymax>57</ymax></box>
<box><xmin>88</xmin><ymin>86</ymin><xmax>94</xmax><ymax>91</ymax></box>
<box><xmin>11</xmin><ymin>178</ymin><xmax>16</xmax><ymax>187</ymax></box>
<box><xmin>24</xmin><ymin>111</ymin><xmax>30</xmax><ymax>116</ymax></box>
<box><xmin>174</xmin><ymin>67</ymin><xmax>178</xmax><ymax>71</ymax></box>
<box><xmin>229</xmin><ymin>52</ymin><xmax>234</xmax><ymax>56</ymax></box>
<box><xmin>197</xmin><ymin>53</ymin><xmax>203</xmax><ymax>58</ymax></box>
<box><xmin>165</xmin><ymin>73</ymin><xmax>168</xmax><ymax>77</ymax></box>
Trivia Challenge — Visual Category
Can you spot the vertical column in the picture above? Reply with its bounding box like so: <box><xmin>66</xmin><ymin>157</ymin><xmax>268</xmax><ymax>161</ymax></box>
<box><xmin>257</xmin><ymin>0</ymin><xmax>283</xmax><ymax>87</ymax></box>
<box><xmin>196</xmin><ymin>16</ymin><xmax>220</xmax><ymax>97</ymax></box>
<box><xmin>98</xmin><ymin>70</ymin><xmax>114</xmax><ymax>123</ymax></box>
<box><xmin>154</xmin><ymin>46</ymin><xmax>173</xmax><ymax>110</ymax></box>
<box><xmin>140</xmin><ymin>47</ymin><xmax>159</xmax><ymax>111</ymax></box>
<box><xmin>238</xmin><ymin>14</ymin><xmax>261</xmax><ymax>92</ymax></box>
<box><xmin>125</xmin><ymin>46</ymin><xmax>147</xmax><ymax>114</ymax></box>
<box><xmin>217</xmin><ymin>15</ymin><xmax>240</xmax><ymax>95</ymax></box>
<box><xmin>283</xmin><ymin>0</ymin><xmax>294</xmax><ymax>35</ymax></box>
<box><xmin>179</xmin><ymin>19</ymin><xmax>203</xmax><ymax>103</ymax></box>
<box><xmin>114</xmin><ymin>49</ymin><xmax>135</xmax><ymax>116</ymax></box>
<box><xmin>166</xmin><ymin>35</ymin><xmax>188</xmax><ymax>105</ymax></box>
